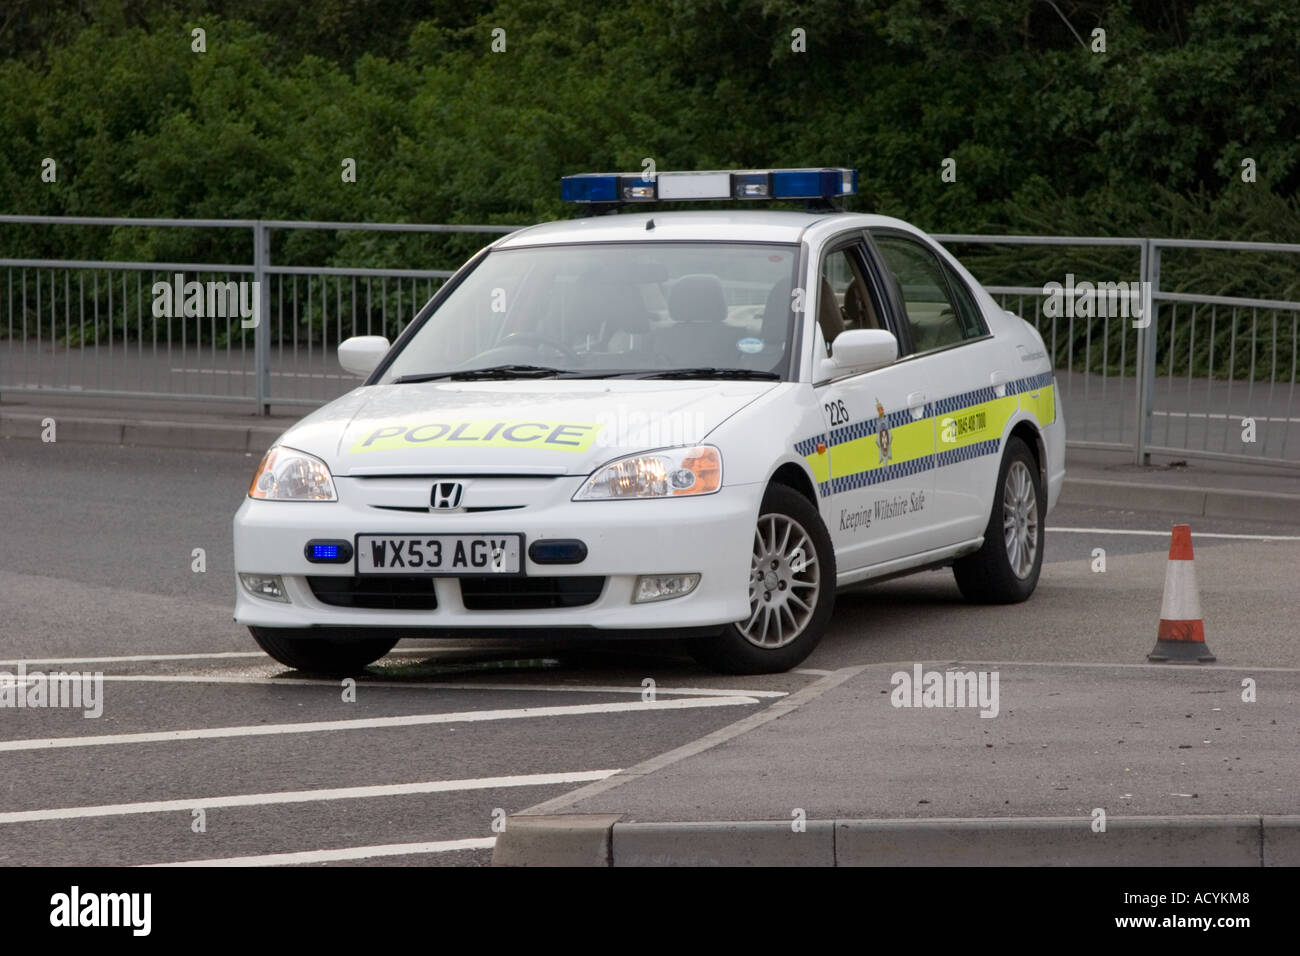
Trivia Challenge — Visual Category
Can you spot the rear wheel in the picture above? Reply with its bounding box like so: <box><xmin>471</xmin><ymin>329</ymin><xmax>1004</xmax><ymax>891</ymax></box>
<box><xmin>692</xmin><ymin>484</ymin><xmax>835</xmax><ymax>674</ymax></box>
<box><xmin>249</xmin><ymin>626</ymin><xmax>398</xmax><ymax>675</ymax></box>
<box><xmin>952</xmin><ymin>436</ymin><xmax>1045</xmax><ymax>603</ymax></box>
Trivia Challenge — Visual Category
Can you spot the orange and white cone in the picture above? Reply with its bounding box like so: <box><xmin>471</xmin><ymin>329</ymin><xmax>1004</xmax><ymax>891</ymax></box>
<box><xmin>1147</xmin><ymin>524</ymin><xmax>1215</xmax><ymax>663</ymax></box>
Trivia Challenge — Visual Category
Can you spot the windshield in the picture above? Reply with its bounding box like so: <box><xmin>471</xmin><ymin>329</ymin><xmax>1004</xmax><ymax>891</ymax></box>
<box><xmin>380</xmin><ymin>241</ymin><xmax>801</xmax><ymax>382</ymax></box>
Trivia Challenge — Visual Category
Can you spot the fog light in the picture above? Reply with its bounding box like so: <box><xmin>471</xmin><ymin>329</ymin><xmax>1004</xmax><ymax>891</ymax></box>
<box><xmin>633</xmin><ymin>573</ymin><xmax>700</xmax><ymax>604</ymax></box>
<box><xmin>239</xmin><ymin>573</ymin><xmax>289</xmax><ymax>603</ymax></box>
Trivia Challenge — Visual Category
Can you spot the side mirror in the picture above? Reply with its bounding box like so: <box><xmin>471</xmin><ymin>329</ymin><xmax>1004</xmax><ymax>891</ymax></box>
<box><xmin>829</xmin><ymin>328</ymin><xmax>898</xmax><ymax>374</ymax></box>
<box><xmin>338</xmin><ymin>335</ymin><xmax>390</xmax><ymax>377</ymax></box>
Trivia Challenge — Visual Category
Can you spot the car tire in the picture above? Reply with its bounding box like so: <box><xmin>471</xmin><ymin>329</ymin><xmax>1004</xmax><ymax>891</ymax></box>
<box><xmin>952</xmin><ymin>435</ymin><xmax>1045</xmax><ymax>604</ymax></box>
<box><xmin>249</xmin><ymin>626</ymin><xmax>398</xmax><ymax>675</ymax></box>
<box><xmin>691</xmin><ymin>483</ymin><xmax>835</xmax><ymax>675</ymax></box>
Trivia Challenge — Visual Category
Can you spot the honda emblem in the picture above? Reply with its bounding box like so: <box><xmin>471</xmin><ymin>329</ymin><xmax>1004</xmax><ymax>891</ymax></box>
<box><xmin>430</xmin><ymin>481</ymin><xmax>465</xmax><ymax>510</ymax></box>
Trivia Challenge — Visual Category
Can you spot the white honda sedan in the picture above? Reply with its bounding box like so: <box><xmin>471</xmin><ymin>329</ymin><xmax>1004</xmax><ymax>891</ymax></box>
<box><xmin>233</xmin><ymin>168</ymin><xmax>1064</xmax><ymax>674</ymax></box>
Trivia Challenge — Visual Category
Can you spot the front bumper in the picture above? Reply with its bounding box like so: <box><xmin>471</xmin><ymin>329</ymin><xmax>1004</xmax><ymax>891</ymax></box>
<box><xmin>232</xmin><ymin>476</ymin><xmax>759</xmax><ymax>634</ymax></box>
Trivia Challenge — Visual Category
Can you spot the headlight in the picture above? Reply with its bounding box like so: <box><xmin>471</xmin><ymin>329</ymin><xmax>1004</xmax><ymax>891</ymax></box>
<box><xmin>248</xmin><ymin>446</ymin><xmax>337</xmax><ymax>501</ymax></box>
<box><xmin>574</xmin><ymin>445</ymin><xmax>722</xmax><ymax>500</ymax></box>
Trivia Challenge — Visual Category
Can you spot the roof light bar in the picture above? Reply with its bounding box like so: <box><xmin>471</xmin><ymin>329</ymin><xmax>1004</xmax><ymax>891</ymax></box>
<box><xmin>560</xmin><ymin>168</ymin><xmax>858</xmax><ymax>204</ymax></box>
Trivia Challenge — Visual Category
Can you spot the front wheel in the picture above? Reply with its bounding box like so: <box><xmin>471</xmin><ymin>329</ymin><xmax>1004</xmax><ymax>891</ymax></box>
<box><xmin>249</xmin><ymin>626</ymin><xmax>398</xmax><ymax>675</ymax></box>
<box><xmin>952</xmin><ymin>436</ymin><xmax>1045</xmax><ymax>603</ymax></box>
<box><xmin>692</xmin><ymin>484</ymin><xmax>835</xmax><ymax>674</ymax></box>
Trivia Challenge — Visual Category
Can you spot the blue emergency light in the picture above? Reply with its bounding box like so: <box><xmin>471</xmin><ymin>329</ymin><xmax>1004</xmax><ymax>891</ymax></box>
<box><xmin>560</xmin><ymin>168</ymin><xmax>858</xmax><ymax>204</ymax></box>
<box><xmin>304</xmin><ymin>539</ymin><xmax>353</xmax><ymax>563</ymax></box>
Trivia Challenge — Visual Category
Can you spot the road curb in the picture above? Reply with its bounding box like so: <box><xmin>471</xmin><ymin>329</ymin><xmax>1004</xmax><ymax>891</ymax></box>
<box><xmin>489</xmin><ymin>814</ymin><xmax>624</xmax><ymax>867</ymax></box>
<box><xmin>1059</xmin><ymin>477</ymin><xmax>1300</xmax><ymax>523</ymax></box>
<box><xmin>496</xmin><ymin>814</ymin><xmax>1300</xmax><ymax>866</ymax></box>
<box><xmin>0</xmin><ymin>410</ymin><xmax>284</xmax><ymax>454</ymax></box>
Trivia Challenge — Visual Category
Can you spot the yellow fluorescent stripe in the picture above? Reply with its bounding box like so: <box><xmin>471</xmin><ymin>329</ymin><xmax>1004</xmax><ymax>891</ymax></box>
<box><xmin>936</xmin><ymin>395</ymin><xmax>1019</xmax><ymax>451</ymax></box>
<box><xmin>1019</xmin><ymin>384</ymin><xmax>1056</xmax><ymax>426</ymax></box>
<box><xmin>812</xmin><ymin>383</ymin><xmax>1054</xmax><ymax>488</ymax></box>
<box><xmin>805</xmin><ymin>451</ymin><xmax>831</xmax><ymax>484</ymax></box>
<box><xmin>828</xmin><ymin>418</ymin><xmax>932</xmax><ymax>477</ymax></box>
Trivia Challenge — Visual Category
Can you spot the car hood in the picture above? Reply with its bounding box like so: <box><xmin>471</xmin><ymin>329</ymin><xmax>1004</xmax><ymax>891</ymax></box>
<box><xmin>278</xmin><ymin>379</ymin><xmax>781</xmax><ymax>476</ymax></box>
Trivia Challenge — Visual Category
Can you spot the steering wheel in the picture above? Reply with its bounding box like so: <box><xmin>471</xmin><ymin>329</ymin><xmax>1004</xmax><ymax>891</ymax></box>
<box><xmin>495</xmin><ymin>332</ymin><xmax>579</xmax><ymax>362</ymax></box>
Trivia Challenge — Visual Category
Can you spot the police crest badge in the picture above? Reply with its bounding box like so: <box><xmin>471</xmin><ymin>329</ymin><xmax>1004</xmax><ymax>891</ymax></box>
<box><xmin>875</xmin><ymin>398</ymin><xmax>892</xmax><ymax>464</ymax></box>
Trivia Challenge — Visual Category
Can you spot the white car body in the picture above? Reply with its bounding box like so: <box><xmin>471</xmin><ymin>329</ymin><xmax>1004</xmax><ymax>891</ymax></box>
<box><xmin>233</xmin><ymin>209</ymin><xmax>1065</xmax><ymax>647</ymax></box>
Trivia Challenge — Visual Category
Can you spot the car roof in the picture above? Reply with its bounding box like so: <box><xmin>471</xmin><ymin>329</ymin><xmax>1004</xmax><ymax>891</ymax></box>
<box><xmin>494</xmin><ymin>209</ymin><xmax>920</xmax><ymax>248</ymax></box>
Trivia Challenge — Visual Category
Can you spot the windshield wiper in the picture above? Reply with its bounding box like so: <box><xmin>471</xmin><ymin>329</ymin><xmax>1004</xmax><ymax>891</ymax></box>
<box><xmin>636</xmin><ymin>367</ymin><xmax>781</xmax><ymax>381</ymax></box>
<box><xmin>393</xmin><ymin>365</ymin><xmax>780</xmax><ymax>384</ymax></box>
<box><xmin>393</xmin><ymin>365</ymin><xmax>568</xmax><ymax>383</ymax></box>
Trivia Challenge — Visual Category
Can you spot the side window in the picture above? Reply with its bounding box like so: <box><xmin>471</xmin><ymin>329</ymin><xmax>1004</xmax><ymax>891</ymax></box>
<box><xmin>816</xmin><ymin>244</ymin><xmax>885</xmax><ymax>353</ymax></box>
<box><xmin>872</xmin><ymin>234</ymin><xmax>970</xmax><ymax>353</ymax></box>
<box><xmin>940</xmin><ymin>260</ymin><xmax>987</xmax><ymax>339</ymax></box>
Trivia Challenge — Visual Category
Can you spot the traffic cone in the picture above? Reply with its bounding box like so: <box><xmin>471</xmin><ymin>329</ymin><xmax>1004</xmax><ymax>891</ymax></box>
<box><xmin>1147</xmin><ymin>524</ymin><xmax>1215</xmax><ymax>663</ymax></box>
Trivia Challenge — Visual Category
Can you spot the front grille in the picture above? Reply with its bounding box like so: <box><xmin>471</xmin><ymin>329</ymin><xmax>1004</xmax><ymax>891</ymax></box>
<box><xmin>460</xmin><ymin>576</ymin><xmax>605</xmax><ymax>610</ymax></box>
<box><xmin>370</xmin><ymin>505</ymin><xmax>525</xmax><ymax>513</ymax></box>
<box><xmin>307</xmin><ymin>576</ymin><xmax>438</xmax><ymax>610</ymax></box>
<box><xmin>306</xmin><ymin>575</ymin><xmax>605</xmax><ymax>611</ymax></box>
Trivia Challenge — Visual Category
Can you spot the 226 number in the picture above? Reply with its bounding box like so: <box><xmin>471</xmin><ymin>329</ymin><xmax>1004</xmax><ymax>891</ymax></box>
<box><xmin>824</xmin><ymin>399</ymin><xmax>850</xmax><ymax>426</ymax></box>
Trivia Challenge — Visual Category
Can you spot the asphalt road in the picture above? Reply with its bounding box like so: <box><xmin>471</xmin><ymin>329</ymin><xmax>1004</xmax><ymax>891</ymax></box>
<box><xmin>1</xmin><ymin>438</ymin><xmax>1297</xmax><ymax>866</ymax></box>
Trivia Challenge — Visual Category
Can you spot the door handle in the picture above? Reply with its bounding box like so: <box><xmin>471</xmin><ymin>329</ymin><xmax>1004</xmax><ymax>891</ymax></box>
<box><xmin>990</xmin><ymin>370</ymin><xmax>1008</xmax><ymax>397</ymax></box>
<box><xmin>907</xmin><ymin>391</ymin><xmax>927</xmax><ymax>419</ymax></box>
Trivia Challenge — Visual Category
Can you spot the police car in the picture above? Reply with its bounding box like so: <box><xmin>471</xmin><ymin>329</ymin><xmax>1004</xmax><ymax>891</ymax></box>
<box><xmin>233</xmin><ymin>168</ymin><xmax>1064</xmax><ymax>675</ymax></box>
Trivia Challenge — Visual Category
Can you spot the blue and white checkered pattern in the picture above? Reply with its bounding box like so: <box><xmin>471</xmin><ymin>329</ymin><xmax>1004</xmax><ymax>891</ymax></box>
<box><xmin>829</xmin><ymin>405</ymin><xmax>930</xmax><ymax>445</ymax></box>
<box><xmin>793</xmin><ymin>434</ymin><xmax>827</xmax><ymax>457</ymax></box>
<box><xmin>931</xmin><ymin>372</ymin><xmax>1053</xmax><ymax>411</ymax></box>
<box><xmin>829</xmin><ymin>419</ymin><xmax>875</xmax><ymax>445</ymax></box>
<box><xmin>829</xmin><ymin>454</ymin><xmax>935</xmax><ymax>494</ymax></box>
<box><xmin>1005</xmin><ymin>370</ymin><xmax>1053</xmax><ymax>396</ymax></box>
<box><xmin>796</xmin><ymin>373</ymin><xmax>1054</xmax><ymax>498</ymax></box>
<box><xmin>932</xmin><ymin>385</ymin><xmax>998</xmax><ymax>416</ymax></box>
<box><xmin>1024</xmin><ymin>369</ymin><xmax>1055</xmax><ymax>392</ymax></box>
<box><xmin>934</xmin><ymin>438</ymin><xmax>1001</xmax><ymax>468</ymax></box>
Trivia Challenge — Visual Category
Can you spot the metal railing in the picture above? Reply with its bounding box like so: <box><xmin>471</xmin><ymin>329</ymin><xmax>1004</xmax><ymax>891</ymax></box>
<box><xmin>935</xmin><ymin>234</ymin><xmax>1300</xmax><ymax>469</ymax></box>
<box><xmin>0</xmin><ymin>216</ymin><xmax>516</xmax><ymax>412</ymax></box>
<box><xmin>3</xmin><ymin>217</ymin><xmax>1298</xmax><ymax>469</ymax></box>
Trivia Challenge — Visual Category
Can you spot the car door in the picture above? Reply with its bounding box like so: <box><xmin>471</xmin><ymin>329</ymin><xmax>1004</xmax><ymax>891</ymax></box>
<box><xmin>869</xmin><ymin>229</ymin><xmax>1007</xmax><ymax>545</ymax></box>
<box><xmin>810</xmin><ymin>235</ymin><xmax>938</xmax><ymax>577</ymax></box>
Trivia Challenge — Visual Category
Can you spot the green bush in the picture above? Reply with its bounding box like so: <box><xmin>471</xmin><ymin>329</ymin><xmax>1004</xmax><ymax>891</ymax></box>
<box><xmin>0</xmin><ymin>0</ymin><xmax>1296</xmax><ymax>353</ymax></box>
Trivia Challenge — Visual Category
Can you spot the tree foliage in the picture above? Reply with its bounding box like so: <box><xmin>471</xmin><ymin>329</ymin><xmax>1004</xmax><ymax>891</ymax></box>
<box><xmin>0</xmin><ymin>0</ymin><xmax>1295</xmax><ymax>280</ymax></box>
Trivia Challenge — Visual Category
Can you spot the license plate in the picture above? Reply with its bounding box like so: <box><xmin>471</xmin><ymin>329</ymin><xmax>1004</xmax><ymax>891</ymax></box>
<box><xmin>355</xmin><ymin>534</ymin><xmax>524</xmax><ymax>575</ymax></box>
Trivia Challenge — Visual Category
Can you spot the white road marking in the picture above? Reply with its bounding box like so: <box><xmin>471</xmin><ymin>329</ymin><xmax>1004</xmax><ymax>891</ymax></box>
<box><xmin>1048</xmin><ymin>526</ymin><xmax>1300</xmax><ymax>541</ymax></box>
<box><xmin>0</xmin><ymin>696</ymin><xmax>761</xmax><ymax>753</ymax></box>
<box><xmin>385</xmin><ymin>681</ymin><xmax>787</xmax><ymax>698</ymax></box>
<box><xmin>793</xmin><ymin>668</ymin><xmax>834</xmax><ymax>676</ymax></box>
<box><xmin>76</xmin><ymin>674</ymin><xmax>787</xmax><ymax>698</ymax></box>
<box><xmin>0</xmin><ymin>770</ymin><xmax>618</xmax><ymax>825</ymax></box>
<box><xmin>145</xmin><ymin>838</ymin><xmax>497</xmax><ymax>867</ymax></box>
<box><xmin>0</xmin><ymin>648</ymin><xmax>438</xmax><ymax>667</ymax></box>
<box><xmin>924</xmin><ymin>659</ymin><xmax>1300</xmax><ymax>674</ymax></box>
<box><xmin>1153</xmin><ymin>411</ymin><xmax>1300</xmax><ymax>423</ymax></box>
<box><xmin>0</xmin><ymin>652</ymin><xmax>266</xmax><ymax>667</ymax></box>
